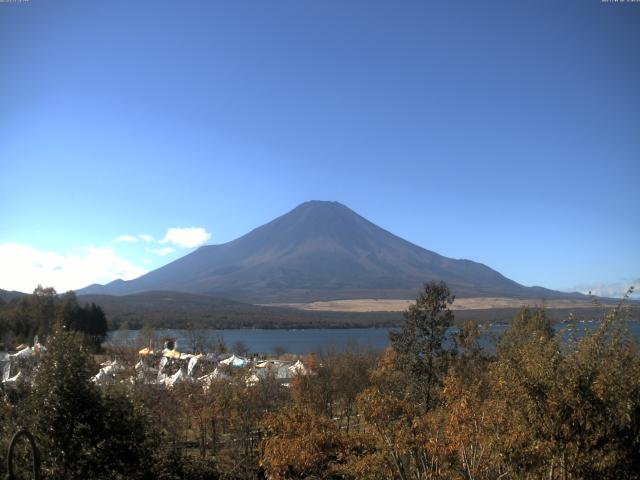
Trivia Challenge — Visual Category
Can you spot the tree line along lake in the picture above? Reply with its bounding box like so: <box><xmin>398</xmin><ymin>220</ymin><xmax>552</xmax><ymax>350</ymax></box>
<box><xmin>108</xmin><ymin>319</ymin><xmax>640</xmax><ymax>355</ymax></box>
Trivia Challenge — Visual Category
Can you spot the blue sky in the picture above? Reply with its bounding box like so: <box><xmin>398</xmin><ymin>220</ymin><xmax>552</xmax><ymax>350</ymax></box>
<box><xmin>1</xmin><ymin>0</ymin><xmax>638</xmax><ymax>297</ymax></box>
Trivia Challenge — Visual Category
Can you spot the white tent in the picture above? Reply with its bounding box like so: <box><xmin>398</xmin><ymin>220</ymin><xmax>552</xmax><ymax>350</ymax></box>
<box><xmin>252</xmin><ymin>360</ymin><xmax>295</xmax><ymax>380</ymax></box>
<box><xmin>1</xmin><ymin>361</ymin><xmax>10</xmax><ymax>382</ymax></box>
<box><xmin>92</xmin><ymin>369</ymin><xmax>115</xmax><ymax>385</ymax></box>
<box><xmin>198</xmin><ymin>367</ymin><xmax>230</xmax><ymax>388</ymax></box>
<box><xmin>276</xmin><ymin>366</ymin><xmax>292</xmax><ymax>380</ymax></box>
<box><xmin>288</xmin><ymin>360</ymin><xmax>308</xmax><ymax>376</ymax></box>
<box><xmin>105</xmin><ymin>359</ymin><xmax>124</xmax><ymax>375</ymax></box>
<box><xmin>164</xmin><ymin>367</ymin><xmax>187</xmax><ymax>388</ymax></box>
<box><xmin>187</xmin><ymin>356</ymin><xmax>200</xmax><ymax>376</ymax></box>
<box><xmin>158</xmin><ymin>356</ymin><xmax>169</xmax><ymax>373</ymax></box>
<box><xmin>135</xmin><ymin>360</ymin><xmax>157</xmax><ymax>374</ymax></box>
<box><xmin>3</xmin><ymin>371</ymin><xmax>22</xmax><ymax>385</ymax></box>
<box><xmin>255</xmin><ymin>360</ymin><xmax>280</xmax><ymax>378</ymax></box>
<box><xmin>92</xmin><ymin>359</ymin><xmax>124</xmax><ymax>385</ymax></box>
<box><xmin>220</xmin><ymin>354</ymin><xmax>248</xmax><ymax>368</ymax></box>
<box><xmin>10</xmin><ymin>346</ymin><xmax>33</xmax><ymax>359</ymax></box>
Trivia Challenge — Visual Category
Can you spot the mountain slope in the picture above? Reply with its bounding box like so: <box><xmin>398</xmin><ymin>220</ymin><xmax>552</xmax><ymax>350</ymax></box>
<box><xmin>78</xmin><ymin>201</ymin><xmax>573</xmax><ymax>302</ymax></box>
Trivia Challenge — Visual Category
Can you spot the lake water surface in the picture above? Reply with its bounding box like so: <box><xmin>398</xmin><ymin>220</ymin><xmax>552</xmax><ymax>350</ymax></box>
<box><xmin>108</xmin><ymin>320</ymin><xmax>640</xmax><ymax>355</ymax></box>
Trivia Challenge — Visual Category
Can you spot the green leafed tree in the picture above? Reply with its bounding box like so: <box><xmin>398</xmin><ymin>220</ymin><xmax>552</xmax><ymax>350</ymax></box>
<box><xmin>389</xmin><ymin>280</ymin><xmax>455</xmax><ymax>409</ymax></box>
<box><xmin>57</xmin><ymin>291</ymin><xmax>108</xmax><ymax>352</ymax></box>
<box><xmin>30</xmin><ymin>329</ymin><xmax>156</xmax><ymax>480</ymax></box>
<box><xmin>30</xmin><ymin>329</ymin><xmax>103</xmax><ymax>479</ymax></box>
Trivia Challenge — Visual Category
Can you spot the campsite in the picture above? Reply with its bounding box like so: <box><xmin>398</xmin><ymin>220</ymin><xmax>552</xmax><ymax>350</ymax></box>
<box><xmin>1</xmin><ymin>283</ymin><xmax>639</xmax><ymax>479</ymax></box>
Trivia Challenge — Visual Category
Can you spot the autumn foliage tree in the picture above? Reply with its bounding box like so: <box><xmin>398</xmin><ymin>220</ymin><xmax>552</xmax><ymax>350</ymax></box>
<box><xmin>490</xmin><ymin>303</ymin><xmax>640</xmax><ymax>480</ymax></box>
<box><xmin>346</xmin><ymin>281</ymin><xmax>457</xmax><ymax>480</ymax></box>
<box><xmin>260</xmin><ymin>407</ymin><xmax>349</xmax><ymax>479</ymax></box>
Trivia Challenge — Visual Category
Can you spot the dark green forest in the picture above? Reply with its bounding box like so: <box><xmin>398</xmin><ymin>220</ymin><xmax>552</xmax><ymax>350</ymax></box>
<box><xmin>0</xmin><ymin>285</ymin><xmax>107</xmax><ymax>352</ymax></box>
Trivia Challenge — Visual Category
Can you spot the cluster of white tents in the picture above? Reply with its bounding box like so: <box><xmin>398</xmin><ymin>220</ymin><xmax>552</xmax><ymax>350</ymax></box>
<box><xmin>1</xmin><ymin>338</ymin><xmax>309</xmax><ymax>390</ymax></box>
<box><xmin>91</xmin><ymin>344</ymin><xmax>310</xmax><ymax>389</ymax></box>
<box><xmin>245</xmin><ymin>359</ymin><xmax>308</xmax><ymax>386</ymax></box>
<box><xmin>1</xmin><ymin>339</ymin><xmax>46</xmax><ymax>386</ymax></box>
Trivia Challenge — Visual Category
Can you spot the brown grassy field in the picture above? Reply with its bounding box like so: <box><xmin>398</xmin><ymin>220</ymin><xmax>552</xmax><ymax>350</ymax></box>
<box><xmin>265</xmin><ymin>297</ymin><xmax>612</xmax><ymax>313</ymax></box>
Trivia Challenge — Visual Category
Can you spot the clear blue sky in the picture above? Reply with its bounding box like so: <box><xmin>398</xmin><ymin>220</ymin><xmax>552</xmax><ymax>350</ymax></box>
<box><xmin>1</xmin><ymin>0</ymin><xmax>638</xmax><ymax>297</ymax></box>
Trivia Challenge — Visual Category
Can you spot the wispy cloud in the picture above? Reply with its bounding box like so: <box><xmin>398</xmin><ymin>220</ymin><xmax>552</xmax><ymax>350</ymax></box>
<box><xmin>138</xmin><ymin>234</ymin><xmax>154</xmax><ymax>243</ymax></box>
<box><xmin>568</xmin><ymin>279</ymin><xmax>639</xmax><ymax>299</ymax></box>
<box><xmin>150</xmin><ymin>247</ymin><xmax>176</xmax><ymax>256</ymax></box>
<box><xmin>160</xmin><ymin>227</ymin><xmax>211</xmax><ymax>248</ymax></box>
<box><xmin>0</xmin><ymin>243</ymin><xmax>147</xmax><ymax>293</ymax></box>
<box><xmin>114</xmin><ymin>234</ymin><xmax>138</xmax><ymax>243</ymax></box>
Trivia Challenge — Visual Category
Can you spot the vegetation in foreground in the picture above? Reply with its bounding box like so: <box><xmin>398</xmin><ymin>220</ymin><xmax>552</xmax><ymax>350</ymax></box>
<box><xmin>0</xmin><ymin>282</ymin><xmax>638</xmax><ymax>479</ymax></box>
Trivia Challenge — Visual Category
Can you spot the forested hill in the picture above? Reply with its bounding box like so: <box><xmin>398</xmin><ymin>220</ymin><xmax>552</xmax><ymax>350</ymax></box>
<box><xmin>75</xmin><ymin>291</ymin><xmax>401</xmax><ymax>330</ymax></box>
<box><xmin>0</xmin><ymin>288</ymin><xmax>26</xmax><ymax>304</ymax></box>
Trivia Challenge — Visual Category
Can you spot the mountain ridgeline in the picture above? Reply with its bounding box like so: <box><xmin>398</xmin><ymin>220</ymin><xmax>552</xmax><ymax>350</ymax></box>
<box><xmin>78</xmin><ymin>201</ymin><xmax>575</xmax><ymax>303</ymax></box>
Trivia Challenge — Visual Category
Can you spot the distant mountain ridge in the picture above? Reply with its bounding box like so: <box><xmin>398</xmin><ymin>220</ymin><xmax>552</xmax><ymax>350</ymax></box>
<box><xmin>78</xmin><ymin>201</ymin><xmax>580</xmax><ymax>303</ymax></box>
<box><xmin>0</xmin><ymin>288</ymin><xmax>27</xmax><ymax>303</ymax></box>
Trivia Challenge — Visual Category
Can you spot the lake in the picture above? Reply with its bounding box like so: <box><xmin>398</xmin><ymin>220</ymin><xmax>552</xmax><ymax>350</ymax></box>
<box><xmin>108</xmin><ymin>320</ymin><xmax>640</xmax><ymax>355</ymax></box>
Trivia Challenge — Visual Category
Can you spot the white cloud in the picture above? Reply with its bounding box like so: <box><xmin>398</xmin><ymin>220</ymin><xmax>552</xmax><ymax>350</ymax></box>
<box><xmin>150</xmin><ymin>247</ymin><xmax>175</xmax><ymax>256</ymax></box>
<box><xmin>0</xmin><ymin>243</ymin><xmax>147</xmax><ymax>293</ymax></box>
<box><xmin>570</xmin><ymin>279</ymin><xmax>639</xmax><ymax>299</ymax></box>
<box><xmin>138</xmin><ymin>234</ymin><xmax>154</xmax><ymax>243</ymax></box>
<box><xmin>114</xmin><ymin>234</ymin><xmax>138</xmax><ymax>243</ymax></box>
<box><xmin>160</xmin><ymin>227</ymin><xmax>211</xmax><ymax>248</ymax></box>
